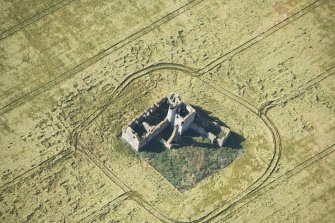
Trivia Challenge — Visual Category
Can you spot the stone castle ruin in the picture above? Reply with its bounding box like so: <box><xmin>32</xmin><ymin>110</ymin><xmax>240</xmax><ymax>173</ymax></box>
<box><xmin>121</xmin><ymin>93</ymin><xmax>231</xmax><ymax>151</ymax></box>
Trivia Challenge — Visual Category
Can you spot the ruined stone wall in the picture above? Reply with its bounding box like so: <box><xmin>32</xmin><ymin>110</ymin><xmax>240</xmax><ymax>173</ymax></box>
<box><xmin>144</xmin><ymin>119</ymin><xmax>169</xmax><ymax>144</ymax></box>
<box><xmin>167</xmin><ymin>107</ymin><xmax>177</xmax><ymax>122</ymax></box>
<box><xmin>121</xmin><ymin>127</ymin><xmax>142</xmax><ymax>151</ymax></box>
<box><xmin>121</xmin><ymin>93</ymin><xmax>230</xmax><ymax>151</ymax></box>
<box><xmin>175</xmin><ymin>111</ymin><xmax>196</xmax><ymax>134</ymax></box>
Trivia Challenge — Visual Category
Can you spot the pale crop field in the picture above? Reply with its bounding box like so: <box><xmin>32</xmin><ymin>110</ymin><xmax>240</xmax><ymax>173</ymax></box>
<box><xmin>0</xmin><ymin>0</ymin><xmax>334</xmax><ymax>222</ymax></box>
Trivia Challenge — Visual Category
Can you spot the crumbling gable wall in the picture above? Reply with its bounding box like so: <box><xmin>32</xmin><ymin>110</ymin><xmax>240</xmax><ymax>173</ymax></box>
<box><xmin>121</xmin><ymin>93</ymin><xmax>231</xmax><ymax>151</ymax></box>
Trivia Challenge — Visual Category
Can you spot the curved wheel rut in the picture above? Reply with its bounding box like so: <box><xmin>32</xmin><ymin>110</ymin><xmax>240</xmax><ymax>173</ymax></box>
<box><xmin>72</xmin><ymin>62</ymin><xmax>282</xmax><ymax>223</ymax></box>
<box><xmin>1</xmin><ymin>0</ymin><xmax>330</xmax><ymax>221</ymax></box>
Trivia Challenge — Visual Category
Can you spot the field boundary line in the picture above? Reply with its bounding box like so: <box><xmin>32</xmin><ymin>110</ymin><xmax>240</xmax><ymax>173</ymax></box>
<box><xmin>0</xmin><ymin>0</ymin><xmax>77</xmax><ymax>41</ymax></box>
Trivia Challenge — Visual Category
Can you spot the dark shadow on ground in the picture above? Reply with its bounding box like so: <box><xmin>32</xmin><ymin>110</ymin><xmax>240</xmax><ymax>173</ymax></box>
<box><xmin>140</xmin><ymin>129</ymin><xmax>244</xmax><ymax>152</ymax></box>
<box><xmin>135</xmin><ymin>105</ymin><xmax>245</xmax><ymax>191</ymax></box>
<box><xmin>140</xmin><ymin>105</ymin><xmax>245</xmax><ymax>152</ymax></box>
<box><xmin>191</xmin><ymin>105</ymin><xmax>229</xmax><ymax>127</ymax></box>
<box><xmin>141</xmin><ymin>139</ymin><xmax>166</xmax><ymax>153</ymax></box>
<box><xmin>224</xmin><ymin>132</ymin><xmax>245</xmax><ymax>149</ymax></box>
<box><xmin>182</xmin><ymin>127</ymin><xmax>244</xmax><ymax>148</ymax></box>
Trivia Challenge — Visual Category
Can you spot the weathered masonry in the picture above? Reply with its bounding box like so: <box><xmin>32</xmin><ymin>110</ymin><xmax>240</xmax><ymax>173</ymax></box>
<box><xmin>121</xmin><ymin>93</ymin><xmax>231</xmax><ymax>151</ymax></box>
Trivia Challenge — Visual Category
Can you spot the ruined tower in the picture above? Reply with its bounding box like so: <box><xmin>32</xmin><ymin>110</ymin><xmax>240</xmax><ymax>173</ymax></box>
<box><xmin>121</xmin><ymin>93</ymin><xmax>230</xmax><ymax>151</ymax></box>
